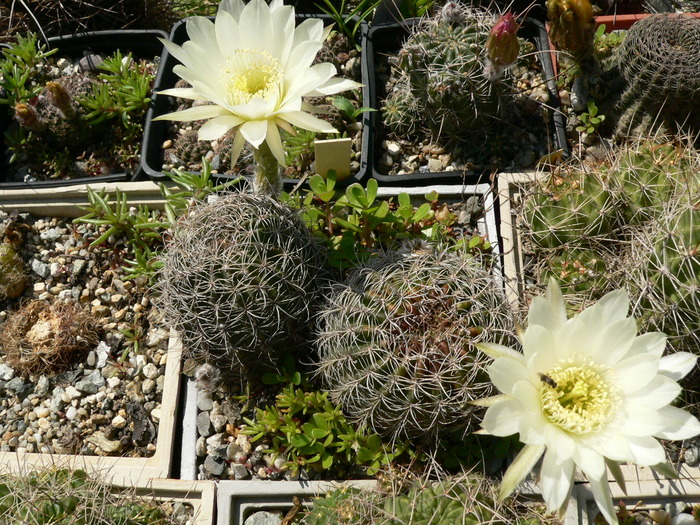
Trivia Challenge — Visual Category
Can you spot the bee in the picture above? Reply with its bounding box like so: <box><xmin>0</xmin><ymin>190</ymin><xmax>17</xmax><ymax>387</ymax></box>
<box><xmin>538</xmin><ymin>373</ymin><xmax>558</xmax><ymax>389</ymax></box>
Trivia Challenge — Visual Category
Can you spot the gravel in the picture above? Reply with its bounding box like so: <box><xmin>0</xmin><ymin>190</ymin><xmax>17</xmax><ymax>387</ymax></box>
<box><xmin>0</xmin><ymin>211</ymin><xmax>170</xmax><ymax>457</ymax></box>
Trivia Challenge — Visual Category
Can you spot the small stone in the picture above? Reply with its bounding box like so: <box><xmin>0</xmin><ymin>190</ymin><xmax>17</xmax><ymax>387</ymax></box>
<box><xmin>145</xmin><ymin>328</ymin><xmax>168</xmax><ymax>347</ymax></box>
<box><xmin>162</xmin><ymin>139</ymin><xmax>173</xmax><ymax>149</ymax></box>
<box><xmin>426</xmin><ymin>157</ymin><xmax>446</xmax><ymax>172</ymax></box>
<box><xmin>0</xmin><ymin>364</ymin><xmax>14</xmax><ymax>381</ymax></box>
<box><xmin>197</xmin><ymin>412</ymin><xmax>214</xmax><ymax>438</ymax></box>
<box><xmin>231</xmin><ymin>463</ymin><xmax>250</xmax><ymax>480</ymax></box>
<box><xmin>385</xmin><ymin>142</ymin><xmax>401</xmax><ymax>155</ymax></box>
<box><xmin>34</xmin><ymin>376</ymin><xmax>50</xmax><ymax>397</ymax></box>
<box><xmin>75</xmin><ymin>379</ymin><xmax>99</xmax><ymax>395</ymax></box>
<box><xmin>196</xmin><ymin>436</ymin><xmax>207</xmax><ymax>457</ymax></box>
<box><xmin>31</xmin><ymin>259</ymin><xmax>50</xmax><ymax>278</ymax></box>
<box><xmin>210</xmin><ymin>412</ymin><xmax>228</xmax><ymax>433</ymax></box>
<box><xmin>111</xmin><ymin>415</ymin><xmax>127</xmax><ymax>429</ymax></box>
<box><xmin>151</xmin><ymin>407</ymin><xmax>161</xmax><ymax>422</ymax></box>
<box><xmin>142</xmin><ymin>363</ymin><xmax>159</xmax><ymax>380</ymax></box>
<box><xmin>65</xmin><ymin>385</ymin><xmax>81</xmax><ymax>399</ymax></box>
<box><xmin>379</xmin><ymin>153</ymin><xmax>394</xmax><ymax>167</ymax></box>
<box><xmin>203</xmin><ymin>455</ymin><xmax>226</xmax><ymax>476</ymax></box>
<box><xmin>34</xmin><ymin>407</ymin><xmax>50</xmax><ymax>419</ymax></box>
<box><xmin>86</xmin><ymin>431</ymin><xmax>123</xmax><ymax>455</ymax></box>
<box><xmin>196</xmin><ymin>390</ymin><xmax>214</xmax><ymax>411</ymax></box>
<box><xmin>65</xmin><ymin>406</ymin><xmax>79</xmax><ymax>419</ymax></box>
<box><xmin>684</xmin><ymin>446</ymin><xmax>700</xmax><ymax>467</ymax></box>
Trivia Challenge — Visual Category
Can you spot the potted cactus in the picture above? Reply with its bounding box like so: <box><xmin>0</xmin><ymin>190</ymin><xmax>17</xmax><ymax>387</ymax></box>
<box><xmin>362</xmin><ymin>2</ymin><xmax>567</xmax><ymax>187</ymax></box>
<box><xmin>0</xmin><ymin>30</ymin><xmax>166</xmax><ymax>188</ymax></box>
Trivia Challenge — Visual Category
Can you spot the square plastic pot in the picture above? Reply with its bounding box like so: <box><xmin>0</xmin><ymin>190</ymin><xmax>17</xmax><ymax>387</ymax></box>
<box><xmin>0</xmin><ymin>30</ymin><xmax>167</xmax><ymax>189</ymax></box>
<box><xmin>361</xmin><ymin>17</ymin><xmax>568</xmax><ymax>187</ymax></box>
<box><xmin>140</xmin><ymin>14</ymin><xmax>369</xmax><ymax>192</ymax></box>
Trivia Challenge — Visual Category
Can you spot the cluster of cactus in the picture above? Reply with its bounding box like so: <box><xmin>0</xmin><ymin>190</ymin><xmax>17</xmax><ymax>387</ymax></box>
<box><xmin>156</xmin><ymin>191</ymin><xmax>327</xmax><ymax>380</ymax></box>
<box><xmin>611</xmin><ymin>14</ymin><xmax>700</xmax><ymax>136</ymax></box>
<box><xmin>546</xmin><ymin>0</ymin><xmax>596</xmax><ymax>62</ymax></box>
<box><xmin>520</xmin><ymin>139</ymin><xmax>699</xmax><ymax>350</ymax></box>
<box><xmin>0</xmin><ymin>300</ymin><xmax>100</xmax><ymax>376</ymax></box>
<box><xmin>0</xmin><ymin>243</ymin><xmax>27</xmax><ymax>301</ymax></box>
<box><xmin>0</xmin><ymin>467</ymin><xmax>173</xmax><ymax>524</ymax></box>
<box><xmin>315</xmin><ymin>248</ymin><xmax>516</xmax><ymax>445</ymax></box>
<box><xmin>382</xmin><ymin>2</ymin><xmax>516</xmax><ymax>144</ymax></box>
<box><xmin>301</xmin><ymin>472</ymin><xmax>554</xmax><ymax>525</ymax></box>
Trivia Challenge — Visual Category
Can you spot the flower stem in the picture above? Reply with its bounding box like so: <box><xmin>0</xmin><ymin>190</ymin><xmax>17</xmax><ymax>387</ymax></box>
<box><xmin>252</xmin><ymin>141</ymin><xmax>281</xmax><ymax>198</ymax></box>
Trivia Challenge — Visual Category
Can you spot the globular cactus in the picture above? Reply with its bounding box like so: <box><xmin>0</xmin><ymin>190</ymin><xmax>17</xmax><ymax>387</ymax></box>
<box><xmin>315</xmin><ymin>248</ymin><xmax>516</xmax><ymax>445</ymax></box>
<box><xmin>382</xmin><ymin>2</ymin><xmax>513</xmax><ymax>143</ymax></box>
<box><xmin>612</xmin><ymin>14</ymin><xmax>700</xmax><ymax>136</ymax></box>
<box><xmin>0</xmin><ymin>243</ymin><xmax>27</xmax><ymax>301</ymax></box>
<box><xmin>623</xmin><ymin>197</ymin><xmax>699</xmax><ymax>353</ymax></box>
<box><xmin>173</xmin><ymin>129</ymin><xmax>212</xmax><ymax>166</ymax></box>
<box><xmin>301</xmin><ymin>472</ymin><xmax>554</xmax><ymax>525</ymax></box>
<box><xmin>538</xmin><ymin>247</ymin><xmax>610</xmax><ymax>295</ymax></box>
<box><xmin>156</xmin><ymin>192</ymin><xmax>328</xmax><ymax>379</ymax></box>
<box><xmin>381</xmin><ymin>77</ymin><xmax>420</xmax><ymax>137</ymax></box>
<box><xmin>522</xmin><ymin>172</ymin><xmax>620</xmax><ymax>250</ymax></box>
<box><xmin>0</xmin><ymin>300</ymin><xmax>100</xmax><ymax>375</ymax></box>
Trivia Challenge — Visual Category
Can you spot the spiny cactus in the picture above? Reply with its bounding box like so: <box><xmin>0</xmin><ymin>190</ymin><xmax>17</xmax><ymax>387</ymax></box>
<box><xmin>623</xmin><ymin>197</ymin><xmax>699</xmax><ymax>353</ymax></box>
<box><xmin>522</xmin><ymin>171</ymin><xmax>620</xmax><ymax>250</ymax></box>
<box><xmin>301</xmin><ymin>472</ymin><xmax>555</xmax><ymax>525</ymax></box>
<box><xmin>0</xmin><ymin>300</ymin><xmax>100</xmax><ymax>376</ymax></box>
<box><xmin>156</xmin><ymin>192</ymin><xmax>327</xmax><ymax>379</ymax></box>
<box><xmin>0</xmin><ymin>243</ymin><xmax>27</xmax><ymax>301</ymax></box>
<box><xmin>382</xmin><ymin>2</ymin><xmax>513</xmax><ymax>144</ymax></box>
<box><xmin>315</xmin><ymin>248</ymin><xmax>516</xmax><ymax>445</ymax></box>
<box><xmin>612</xmin><ymin>14</ymin><xmax>700</xmax><ymax>136</ymax></box>
<box><xmin>546</xmin><ymin>0</ymin><xmax>596</xmax><ymax>61</ymax></box>
<box><xmin>173</xmin><ymin>129</ymin><xmax>212</xmax><ymax>166</ymax></box>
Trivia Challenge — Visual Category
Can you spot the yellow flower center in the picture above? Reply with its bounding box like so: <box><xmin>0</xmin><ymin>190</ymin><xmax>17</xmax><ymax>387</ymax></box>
<box><xmin>540</xmin><ymin>357</ymin><xmax>619</xmax><ymax>434</ymax></box>
<box><xmin>225</xmin><ymin>49</ymin><xmax>282</xmax><ymax>105</ymax></box>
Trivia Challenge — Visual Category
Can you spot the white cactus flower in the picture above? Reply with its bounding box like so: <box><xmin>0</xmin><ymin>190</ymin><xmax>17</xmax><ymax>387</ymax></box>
<box><xmin>476</xmin><ymin>279</ymin><xmax>700</xmax><ymax>525</ymax></box>
<box><xmin>154</xmin><ymin>0</ymin><xmax>362</xmax><ymax>166</ymax></box>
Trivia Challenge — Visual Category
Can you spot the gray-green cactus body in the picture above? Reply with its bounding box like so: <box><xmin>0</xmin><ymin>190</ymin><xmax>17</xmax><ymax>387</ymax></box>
<box><xmin>383</xmin><ymin>5</ymin><xmax>510</xmax><ymax>142</ymax></box>
<box><xmin>613</xmin><ymin>14</ymin><xmax>700</xmax><ymax>135</ymax></box>
<box><xmin>0</xmin><ymin>244</ymin><xmax>27</xmax><ymax>301</ymax></box>
<box><xmin>316</xmin><ymin>249</ymin><xmax>515</xmax><ymax>444</ymax></box>
<box><xmin>157</xmin><ymin>192</ymin><xmax>327</xmax><ymax>378</ymax></box>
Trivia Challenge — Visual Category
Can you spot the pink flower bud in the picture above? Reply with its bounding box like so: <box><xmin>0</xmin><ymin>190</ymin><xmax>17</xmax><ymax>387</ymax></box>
<box><xmin>486</xmin><ymin>13</ymin><xmax>520</xmax><ymax>69</ymax></box>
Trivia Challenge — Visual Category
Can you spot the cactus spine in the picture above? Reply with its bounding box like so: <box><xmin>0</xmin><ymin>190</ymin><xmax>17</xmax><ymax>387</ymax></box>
<box><xmin>156</xmin><ymin>192</ymin><xmax>327</xmax><ymax>379</ymax></box>
<box><xmin>382</xmin><ymin>2</ymin><xmax>513</xmax><ymax>144</ymax></box>
<box><xmin>315</xmin><ymin>249</ymin><xmax>516</xmax><ymax>444</ymax></box>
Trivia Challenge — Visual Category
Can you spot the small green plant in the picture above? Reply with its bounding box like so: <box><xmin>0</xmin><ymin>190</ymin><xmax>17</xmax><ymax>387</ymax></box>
<box><xmin>242</xmin><ymin>382</ymin><xmax>412</xmax><ymax>477</ymax></box>
<box><xmin>592</xmin><ymin>24</ymin><xmax>625</xmax><ymax>60</ymax></box>
<box><xmin>315</xmin><ymin>0</ymin><xmax>382</xmax><ymax>43</ymax></box>
<box><xmin>331</xmin><ymin>96</ymin><xmax>376</xmax><ymax>122</ymax></box>
<box><xmin>280</xmin><ymin>173</ymin><xmax>465</xmax><ymax>268</ymax></box>
<box><xmin>575</xmin><ymin>100</ymin><xmax>605</xmax><ymax>135</ymax></box>
<box><xmin>0</xmin><ymin>33</ymin><xmax>56</xmax><ymax>105</ymax></box>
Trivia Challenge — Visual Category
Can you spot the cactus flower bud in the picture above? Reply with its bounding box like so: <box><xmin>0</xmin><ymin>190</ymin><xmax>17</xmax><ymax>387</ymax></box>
<box><xmin>486</xmin><ymin>13</ymin><xmax>519</xmax><ymax>68</ymax></box>
<box><xmin>14</xmin><ymin>103</ymin><xmax>45</xmax><ymax>132</ymax></box>
<box><xmin>45</xmin><ymin>81</ymin><xmax>75</xmax><ymax>119</ymax></box>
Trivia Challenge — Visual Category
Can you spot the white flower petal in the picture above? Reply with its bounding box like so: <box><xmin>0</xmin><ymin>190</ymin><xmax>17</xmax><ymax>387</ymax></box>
<box><xmin>590</xmin><ymin>432</ymin><xmax>632</xmax><ymax>462</ymax></box>
<box><xmin>153</xmin><ymin>104</ymin><xmax>231</xmax><ymax>122</ymax></box>
<box><xmin>589</xmin><ymin>316</ymin><xmax>637</xmax><ymax>366</ymax></box>
<box><xmin>477</xmin><ymin>342</ymin><xmax>526</xmax><ymax>363</ymax></box>
<box><xmin>543</xmin><ymin>424</ymin><xmax>576</xmax><ymax>459</ymax></box>
<box><xmin>309</xmin><ymin>77</ymin><xmax>364</xmax><ymax>96</ymax></box>
<box><xmin>156</xmin><ymin>87</ymin><xmax>207</xmax><ymax>101</ymax></box>
<box><xmin>522</xmin><ymin>324</ymin><xmax>559</xmax><ymax>371</ymax></box>
<box><xmin>574</xmin><ymin>445</ymin><xmax>605</xmax><ymax>480</ymax></box>
<box><xmin>626</xmin><ymin>435</ymin><xmax>666</xmax><ymax>465</ymax></box>
<box><xmin>292</xmin><ymin>18</ymin><xmax>325</xmax><ymax>47</ymax></box>
<box><xmin>540</xmin><ymin>450</ymin><xmax>575</xmax><ymax>512</ymax></box>
<box><xmin>659</xmin><ymin>352</ymin><xmax>698</xmax><ymax>381</ymax></box>
<box><xmin>618</xmin><ymin>407</ymin><xmax>666</xmax><ymax>436</ymax></box>
<box><xmin>588</xmin><ymin>470</ymin><xmax>619</xmax><ymax>525</ymax></box>
<box><xmin>230</xmin><ymin>130</ymin><xmax>246</xmax><ymax>166</ymax></box>
<box><xmin>487</xmin><ymin>356</ymin><xmax>530</xmax><ymax>395</ymax></box>
<box><xmin>625</xmin><ymin>375</ymin><xmax>681</xmax><ymax>409</ymax></box>
<box><xmin>527</xmin><ymin>278</ymin><xmax>567</xmax><ymax>333</ymax></box>
<box><xmin>498</xmin><ymin>444</ymin><xmax>545</xmax><ymax>502</ymax></box>
<box><xmin>198</xmin><ymin>116</ymin><xmax>243</xmax><ymax>140</ymax></box>
<box><xmin>597</xmin><ymin>288</ymin><xmax>630</xmax><ymax>324</ymax></box>
<box><xmin>612</xmin><ymin>352</ymin><xmax>662</xmax><ymax>393</ymax></box>
<box><xmin>220</xmin><ymin>0</ymin><xmax>245</xmax><ymax>19</ymax></box>
<box><xmin>481</xmin><ymin>398</ymin><xmax>527</xmax><ymax>437</ymax></box>
<box><xmin>654</xmin><ymin>406</ymin><xmax>700</xmax><ymax>440</ymax></box>
<box><xmin>185</xmin><ymin>16</ymin><xmax>218</xmax><ymax>53</ymax></box>
<box><xmin>240</xmin><ymin>120</ymin><xmax>269</xmax><ymax>148</ymax></box>
<box><xmin>626</xmin><ymin>332</ymin><xmax>667</xmax><ymax>360</ymax></box>
<box><xmin>265</xmin><ymin>120</ymin><xmax>286</xmax><ymax>166</ymax></box>
<box><xmin>280</xmin><ymin>111</ymin><xmax>338</xmax><ymax>133</ymax></box>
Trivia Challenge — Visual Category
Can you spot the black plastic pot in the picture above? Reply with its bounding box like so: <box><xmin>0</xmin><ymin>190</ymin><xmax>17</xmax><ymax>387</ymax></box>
<box><xmin>0</xmin><ymin>30</ymin><xmax>167</xmax><ymax>189</ymax></box>
<box><xmin>361</xmin><ymin>17</ymin><xmax>569</xmax><ymax>187</ymax></box>
<box><xmin>140</xmin><ymin>14</ymin><xmax>369</xmax><ymax>191</ymax></box>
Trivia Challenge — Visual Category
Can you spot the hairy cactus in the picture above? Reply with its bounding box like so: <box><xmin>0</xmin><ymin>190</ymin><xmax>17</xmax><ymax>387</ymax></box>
<box><xmin>613</xmin><ymin>14</ymin><xmax>700</xmax><ymax>136</ymax></box>
<box><xmin>382</xmin><ymin>3</ymin><xmax>513</xmax><ymax>143</ymax></box>
<box><xmin>522</xmin><ymin>172</ymin><xmax>620</xmax><ymax>249</ymax></box>
<box><xmin>0</xmin><ymin>244</ymin><xmax>27</xmax><ymax>301</ymax></box>
<box><xmin>156</xmin><ymin>192</ymin><xmax>327</xmax><ymax>379</ymax></box>
<box><xmin>0</xmin><ymin>300</ymin><xmax>100</xmax><ymax>375</ymax></box>
<box><xmin>302</xmin><ymin>472</ymin><xmax>554</xmax><ymax>525</ymax></box>
<box><xmin>315</xmin><ymin>249</ymin><xmax>516</xmax><ymax>444</ymax></box>
<box><xmin>623</xmin><ymin>197</ymin><xmax>699</xmax><ymax>353</ymax></box>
